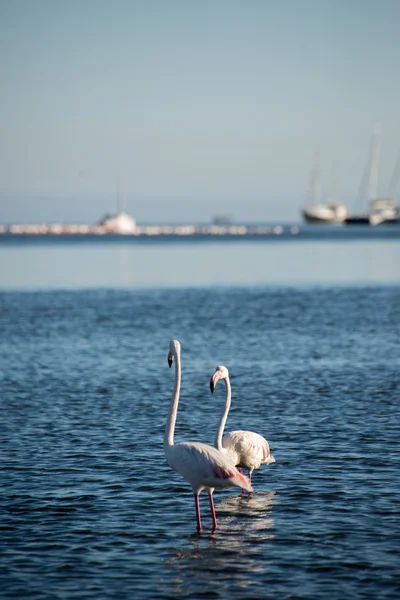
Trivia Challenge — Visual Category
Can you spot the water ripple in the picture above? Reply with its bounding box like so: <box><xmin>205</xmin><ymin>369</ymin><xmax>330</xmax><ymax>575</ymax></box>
<box><xmin>1</xmin><ymin>286</ymin><xmax>400</xmax><ymax>599</ymax></box>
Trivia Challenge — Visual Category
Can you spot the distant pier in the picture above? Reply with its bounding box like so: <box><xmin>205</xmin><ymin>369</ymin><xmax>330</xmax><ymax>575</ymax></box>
<box><xmin>1</xmin><ymin>210</ymin><xmax>400</xmax><ymax>242</ymax></box>
<box><xmin>0</xmin><ymin>211</ymin><xmax>297</xmax><ymax>238</ymax></box>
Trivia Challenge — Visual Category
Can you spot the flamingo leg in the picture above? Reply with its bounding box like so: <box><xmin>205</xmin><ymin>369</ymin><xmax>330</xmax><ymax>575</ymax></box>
<box><xmin>238</xmin><ymin>468</ymin><xmax>245</xmax><ymax>495</ymax></box>
<box><xmin>240</xmin><ymin>470</ymin><xmax>253</xmax><ymax>495</ymax></box>
<box><xmin>194</xmin><ymin>494</ymin><xmax>202</xmax><ymax>532</ymax></box>
<box><xmin>208</xmin><ymin>491</ymin><xmax>217</xmax><ymax>532</ymax></box>
<box><xmin>247</xmin><ymin>470</ymin><xmax>253</xmax><ymax>495</ymax></box>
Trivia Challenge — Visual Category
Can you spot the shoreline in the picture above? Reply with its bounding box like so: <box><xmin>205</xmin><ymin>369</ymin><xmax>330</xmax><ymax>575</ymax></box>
<box><xmin>1</xmin><ymin>223</ymin><xmax>400</xmax><ymax>243</ymax></box>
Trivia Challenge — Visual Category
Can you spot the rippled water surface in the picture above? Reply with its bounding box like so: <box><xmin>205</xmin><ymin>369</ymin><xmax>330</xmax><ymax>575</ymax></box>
<box><xmin>1</xmin><ymin>286</ymin><xmax>400</xmax><ymax>599</ymax></box>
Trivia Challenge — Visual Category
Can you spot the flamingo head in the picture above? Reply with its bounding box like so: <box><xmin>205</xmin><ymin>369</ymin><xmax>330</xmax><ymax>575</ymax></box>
<box><xmin>168</xmin><ymin>339</ymin><xmax>180</xmax><ymax>368</ymax></box>
<box><xmin>210</xmin><ymin>365</ymin><xmax>229</xmax><ymax>393</ymax></box>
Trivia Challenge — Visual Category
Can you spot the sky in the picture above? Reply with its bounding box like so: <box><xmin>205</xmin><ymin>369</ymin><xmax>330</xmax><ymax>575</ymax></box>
<box><xmin>1</xmin><ymin>0</ymin><xmax>400</xmax><ymax>224</ymax></box>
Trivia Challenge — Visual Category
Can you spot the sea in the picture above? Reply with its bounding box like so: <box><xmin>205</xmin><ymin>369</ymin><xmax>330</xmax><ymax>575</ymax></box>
<box><xmin>1</xmin><ymin>228</ymin><xmax>400</xmax><ymax>599</ymax></box>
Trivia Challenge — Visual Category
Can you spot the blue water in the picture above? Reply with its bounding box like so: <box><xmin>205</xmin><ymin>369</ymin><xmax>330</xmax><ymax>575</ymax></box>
<box><xmin>1</xmin><ymin>281</ymin><xmax>400</xmax><ymax>599</ymax></box>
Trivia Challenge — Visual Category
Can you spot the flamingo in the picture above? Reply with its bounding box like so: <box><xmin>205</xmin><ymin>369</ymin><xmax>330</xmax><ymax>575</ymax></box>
<box><xmin>164</xmin><ymin>340</ymin><xmax>252</xmax><ymax>532</ymax></box>
<box><xmin>210</xmin><ymin>365</ymin><xmax>275</xmax><ymax>489</ymax></box>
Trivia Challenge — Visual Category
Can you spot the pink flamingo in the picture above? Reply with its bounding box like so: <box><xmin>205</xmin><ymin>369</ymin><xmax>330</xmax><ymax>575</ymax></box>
<box><xmin>210</xmin><ymin>365</ymin><xmax>275</xmax><ymax>488</ymax></box>
<box><xmin>164</xmin><ymin>340</ymin><xmax>252</xmax><ymax>532</ymax></box>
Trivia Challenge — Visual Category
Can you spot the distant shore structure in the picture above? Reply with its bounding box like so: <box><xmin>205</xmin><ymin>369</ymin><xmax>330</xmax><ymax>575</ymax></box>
<box><xmin>213</xmin><ymin>214</ymin><xmax>232</xmax><ymax>225</ymax></box>
<box><xmin>3</xmin><ymin>210</ymin><xmax>137</xmax><ymax>236</ymax></box>
<box><xmin>0</xmin><ymin>209</ymin><xmax>296</xmax><ymax>238</ymax></box>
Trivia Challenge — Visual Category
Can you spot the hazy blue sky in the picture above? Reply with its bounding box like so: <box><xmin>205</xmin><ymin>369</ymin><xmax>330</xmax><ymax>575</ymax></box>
<box><xmin>1</xmin><ymin>0</ymin><xmax>400</xmax><ymax>224</ymax></box>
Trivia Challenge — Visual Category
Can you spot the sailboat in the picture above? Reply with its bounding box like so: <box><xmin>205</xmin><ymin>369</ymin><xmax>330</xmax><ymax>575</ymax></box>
<box><xmin>369</xmin><ymin>149</ymin><xmax>400</xmax><ymax>225</ymax></box>
<box><xmin>345</xmin><ymin>123</ymin><xmax>400</xmax><ymax>225</ymax></box>
<box><xmin>97</xmin><ymin>180</ymin><xmax>137</xmax><ymax>234</ymax></box>
<box><xmin>302</xmin><ymin>153</ymin><xmax>348</xmax><ymax>224</ymax></box>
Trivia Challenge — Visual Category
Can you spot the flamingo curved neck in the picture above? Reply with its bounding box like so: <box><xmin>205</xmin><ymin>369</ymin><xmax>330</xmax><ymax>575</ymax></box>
<box><xmin>164</xmin><ymin>351</ymin><xmax>181</xmax><ymax>449</ymax></box>
<box><xmin>214</xmin><ymin>376</ymin><xmax>231</xmax><ymax>451</ymax></box>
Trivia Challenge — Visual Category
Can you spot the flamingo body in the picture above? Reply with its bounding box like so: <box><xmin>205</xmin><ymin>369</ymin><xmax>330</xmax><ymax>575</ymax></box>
<box><xmin>166</xmin><ymin>441</ymin><xmax>251</xmax><ymax>494</ymax></box>
<box><xmin>222</xmin><ymin>430</ymin><xmax>275</xmax><ymax>477</ymax></box>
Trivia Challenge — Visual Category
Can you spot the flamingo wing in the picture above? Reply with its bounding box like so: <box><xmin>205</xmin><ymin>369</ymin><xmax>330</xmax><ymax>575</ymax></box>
<box><xmin>167</xmin><ymin>441</ymin><xmax>252</xmax><ymax>492</ymax></box>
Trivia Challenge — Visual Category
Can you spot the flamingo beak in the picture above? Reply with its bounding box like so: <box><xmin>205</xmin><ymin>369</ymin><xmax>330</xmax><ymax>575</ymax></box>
<box><xmin>168</xmin><ymin>353</ymin><xmax>174</xmax><ymax>368</ymax></box>
<box><xmin>210</xmin><ymin>371</ymin><xmax>221</xmax><ymax>393</ymax></box>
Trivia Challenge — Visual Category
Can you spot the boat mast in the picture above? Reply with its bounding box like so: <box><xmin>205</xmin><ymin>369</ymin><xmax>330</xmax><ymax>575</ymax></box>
<box><xmin>387</xmin><ymin>150</ymin><xmax>400</xmax><ymax>200</ymax></box>
<box><xmin>116</xmin><ymin>180</ymin><xmax>121</xmax><ymax>214</ymax></box>
<box><xmin>368</xmin><ymin>122</ymin><xmax>381</xmax><ymax>202</ymax></box>
<box><xmin>306</xmin><ymin>151</ymin><xmax>321</xmax><ymax>207</ymax></box>
<box><xmin>116</xmin><ymin>176</ymin><xmax>126</xmax><ymax>214</ymax></box>
<box><xmin>330</xmin><ymin>160</ymin><xmax>340</xmax><ymax>205</ymax></box>
<box><xmin>355</xmin><ymin>122</ymin><xmax>381</xmax><ymax>210</ymax></box>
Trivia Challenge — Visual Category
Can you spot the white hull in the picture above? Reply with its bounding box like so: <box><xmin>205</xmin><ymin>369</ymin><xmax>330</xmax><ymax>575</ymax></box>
<box><xmin>302</xmin><ymin>203</ymin><xmax>348</xmax><ymax>224</ymax></box>
<box><xmin>369</xmin><ymin>199</ymin><xmax>400</xmax><ymax>225</ymax></box>
<box><xmin>345</xmin><ymin>199</ymin><xmax>400</xmax><ymax>226</ymax></box>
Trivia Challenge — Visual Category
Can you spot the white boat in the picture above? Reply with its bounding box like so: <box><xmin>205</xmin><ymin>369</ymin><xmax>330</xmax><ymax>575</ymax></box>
<box><xmin>98</xmin><ymin>211</ymin><xmax>137</xmax><ymax>234</ymax></box>
<box><xmin>302</xmin><ymin>153</ymin><xmax>348</xmax><ymax>224</ymax></box>
<box><xmin>97</xmin><ymin>183</ymin><xmax>137</xmax><ymax>233</ymax></box>
<box><xmin>302</xmin><ymin>202</ymin><xmax>348</xmax><ymax>224</ymax></box>
<box><xmin>369</xmin><ymin>198</ymin><xmax>400</xmax><ymax>225</ymax></box>
<box><xmin>345</xmin><ymin>124</ymin><xmax>400</xmax><ymax>225</ymax></box>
